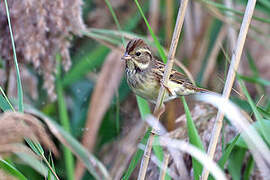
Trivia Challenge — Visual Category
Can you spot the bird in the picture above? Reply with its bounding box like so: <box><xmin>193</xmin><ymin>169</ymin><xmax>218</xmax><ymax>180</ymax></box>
<box><xmin>121</xmin><ymin>38</ymin><xmax>208</xmax><ymax>103</ymax></box>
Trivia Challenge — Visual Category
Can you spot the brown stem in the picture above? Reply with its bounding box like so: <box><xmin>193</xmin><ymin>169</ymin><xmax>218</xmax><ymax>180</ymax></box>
<box><xmin>201</xmin><ymin>0</ymin><xmax>258</xmax><ymax>179</ymax></box>
<box><xmin>137</xmin><ymin>0</ymin><xmax>189</xmax><ymax>179</ymax></box>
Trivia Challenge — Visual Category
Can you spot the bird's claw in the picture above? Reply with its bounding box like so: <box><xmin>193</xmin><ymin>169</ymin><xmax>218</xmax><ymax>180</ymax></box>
<box><xmin>160</xmin><ymin>80</ymin><xmax>173</xmax><ymax>96</ymax></box>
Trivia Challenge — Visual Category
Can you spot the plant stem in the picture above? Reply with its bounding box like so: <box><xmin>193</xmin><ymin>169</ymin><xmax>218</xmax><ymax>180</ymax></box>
<box><xmin>159</xmin><ymin>153</ymin><xmax>170</xmax><ymax>180</ymax></box>
<box><xmin>137</xmin><ymin>1</ymin><xmax>189</xmax><ymax>179</ymax></box>
<box><xmin>201</xmin><ymin>0</ymin><xmax>257</xmax><ymax>179</ymax></box>
<box><xmin>3</xmin><ymin>0</ymin><xmax>24</xmax><ymax>112</ymax></box>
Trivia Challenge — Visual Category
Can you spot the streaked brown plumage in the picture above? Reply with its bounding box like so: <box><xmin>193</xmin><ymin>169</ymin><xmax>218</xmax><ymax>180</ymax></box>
<box><xmin>122</xmin><ymin>38</ymin><xmax>207</xmax><ymax>103</ymax></box>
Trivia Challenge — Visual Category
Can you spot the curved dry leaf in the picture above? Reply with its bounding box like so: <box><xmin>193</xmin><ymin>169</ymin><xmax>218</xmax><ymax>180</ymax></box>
<box><xmin>0</xmin><ymin>112</ymin><xmax>59</xmax><ymax>157</ymax></box>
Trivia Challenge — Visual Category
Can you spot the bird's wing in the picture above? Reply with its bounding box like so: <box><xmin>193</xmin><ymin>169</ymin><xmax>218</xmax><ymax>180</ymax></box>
<box><xmin>153</xmin><ymin>60</ymin><xmax>190</xmax><ymax>84</ymax></box>
<box><xmin>153</xmin><ymin>60</ymin><xmax>207</xmax><ymax>92</ymax></box>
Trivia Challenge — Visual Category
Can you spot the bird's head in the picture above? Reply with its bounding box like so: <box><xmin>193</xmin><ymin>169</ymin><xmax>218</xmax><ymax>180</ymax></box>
<box><xmin>122</xmin><ymin>39</ymin><xmax>152</xmax><ymax>71</ymax></box>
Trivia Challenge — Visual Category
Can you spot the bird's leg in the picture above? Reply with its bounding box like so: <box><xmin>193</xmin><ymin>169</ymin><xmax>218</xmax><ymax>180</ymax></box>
<box><xmin>160</xmin><ymin>80</ymin><xmax>174</xmax><ymax>96</ymax></box>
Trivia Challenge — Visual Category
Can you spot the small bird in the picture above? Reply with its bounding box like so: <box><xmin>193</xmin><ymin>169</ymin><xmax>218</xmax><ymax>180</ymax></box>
<box><xmin>121</xmin><ymin>38</ymin><xmax>207</xmax><ymax>103</ymax></box>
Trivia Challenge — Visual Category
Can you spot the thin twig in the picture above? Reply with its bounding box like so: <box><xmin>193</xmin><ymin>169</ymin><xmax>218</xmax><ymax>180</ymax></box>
<box><xmin>159</xmin><ymin>153</ymin><xmax>170</xmax><ymax>180</ymax></box>
<box><xmin>202</xmin><ymin>25</ymin><xmax>227</xmax><ymax>85</ymax></box>
<box><xmin>149</xmin><ymin>0</ymin><xmax>160</xmax><ymax>36</ymax></box>
<box><xmin>201</xmin><ymin>0</ymin><xmax>258</xmax><ymax>179</ymax></box>
<box><xmin>137</xmin><ymin>1</ymin><xmax>189</xmax><ymax>179</ymax></box>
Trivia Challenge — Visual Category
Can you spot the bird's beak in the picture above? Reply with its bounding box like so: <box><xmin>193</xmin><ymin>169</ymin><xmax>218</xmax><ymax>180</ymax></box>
<box><xmin>121</xmin><ymin>53</ymin><xmax>131</xmax><ymax>61</ymax></box>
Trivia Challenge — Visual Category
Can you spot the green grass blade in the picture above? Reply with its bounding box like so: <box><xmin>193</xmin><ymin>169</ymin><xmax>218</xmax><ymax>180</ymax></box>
<box><xmin>209</xmin><ymin>134</ymin><xmax>240</xmax><ymax>180</ymax></box>
<box><xmin>235</xmin><ymin>119</ymin><xmax>270</xmax><ymax>149</ymax></box>
<box><xmin>123</xmin><ymin>1</ymin><xmax>150</xmax><ymax>31</ymax></box>
<box><xmin>25</xmin><ymin>138</ymin><xmax>44</xmax><ymax>156</ymax></box>
<box><xmin>243</xmin><ymin>156</ymin><xmax>255</xmax><ymax>180</ymax></box>
<box><xmin>48</xmin><ymin>153</ymin><xmax>56</xmax><ymax>180</ymax></box>
<box><xmin>0</xmin><ymin>86</ymin><xmax>14</xmax><ymax>111</ymax></box>
<box><xmin>134</xmin><ymin>0</ymin><xmax>167</xmax><ymax>62</ymax></box>
<box><xmin>104</xmin><ymin>0</ymin><xmax>125</xmax><ymax>46</ymax></box>
<box><xmin>15</xmin><ymin>152</ymin><xmax>48</xmax><ymax>177</ymax></box>
<box><xmin>259</xmin><ymin>0</ymin><xmax>270</xmax><ymax>9</ymax></box>
<box><xmin>136</xmin><ymin>96</ymin><xmax>151</xmax><ymax>119</ymax></box>
<box><xmin>238</xmin><ymin>74</ymin><xmax>270</xmax><ymax>86</ymax></box>
<box><xmin>62</xmin><ymin>46</ymin><xmax>110</xmax><ymax>86</ymax></box>
<box><xmin>218</xmin><ymin>135</ymin><xmax>240</xmax><ymax>169</ymax></box>
<box><xmin>238</xmin><ymin>77</ymin><xmax>270</xmax><ymax>146</ymax></box>
<box><xmin>3</xmin><ymin>0</ymin><xmax>24</xmax><ymax>112</ymax></box>
<box><xmin>153</xmin><ymin>136</ymin><xmax>171</xmax><ymax>180</ymax></box>
<box><xmin>181</xmin><ymin>97</ymin><xmax>204</xmax><ymax>180</ymax></box>
<box><xmin>257</xmin><ymin>107</ymin><xmax>270</xmax><ymax>119</ymax></box>
<box><xmin>56</xmin><ymin>55</ymin><xmax>74</xmax><ymax>180</ymax></box>
<box><xmin>0</xmin><ymin>159</ymin><xmax>27</xmax><ymax>180</ymax></box>
<box><xmin>228</xmin><ymin>147</ymin><xmax>246</xmax><ymax>180</ymax></box>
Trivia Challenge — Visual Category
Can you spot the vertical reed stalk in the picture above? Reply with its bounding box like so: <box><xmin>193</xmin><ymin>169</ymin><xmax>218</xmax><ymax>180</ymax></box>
<box><xmin>137</xmin><ymin>1</ymin><xmax>189</xmax><ymax>179</ymax></box>
<box><xmin>201</xmin><ymin>0</ymin><xmax>257</xmax><ymax>179</ymax></box>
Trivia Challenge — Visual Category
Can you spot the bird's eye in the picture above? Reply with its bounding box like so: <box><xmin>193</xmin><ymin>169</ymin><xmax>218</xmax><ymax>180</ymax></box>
<box><xmin>135</xmin><ymin>52</ymin><xmax>141</xmax><ymax>56</ymax></box>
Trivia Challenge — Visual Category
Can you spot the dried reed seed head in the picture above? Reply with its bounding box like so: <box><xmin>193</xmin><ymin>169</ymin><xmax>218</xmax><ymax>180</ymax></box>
<box><xmin>0</xmin><ymin>112</ymin><xmax>59</xmax><ymax>157</ymax></box>
<box><xmin>0</xmin><ymin>0</ymin><xmax>86</xmax><ymax>100</ymax></box>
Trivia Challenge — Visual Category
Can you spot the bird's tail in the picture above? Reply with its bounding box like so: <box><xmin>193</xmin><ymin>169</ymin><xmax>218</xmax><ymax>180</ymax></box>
<box><xmin>195</xmin><ymin>87</ymin><xmax>211</xmax><ymax>93</ymax></box>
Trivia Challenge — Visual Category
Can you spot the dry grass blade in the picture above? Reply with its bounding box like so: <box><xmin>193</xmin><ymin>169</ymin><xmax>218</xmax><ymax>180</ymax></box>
<box><xmin>0</xmin><ymin>112</ymin><xmax>59</xmax><ymax>157</ymax></box>
<box><xmin>138</xmin><ymin>2</ymin><xmax>189</xmax><ymax>179</ymax></box>
<box><xmin>197</xmin><ymin>93</ymin><xmax>270</xmax><ymax>178</ymax></box>
<box><xmin>74</xmin><ymin>49</ymin><xmax>124</xmax><ymax>179</ymax></box>
<box><xmin>149</xmin><ymin>0</ymin><xmax>160</xmax><ymax>35</ymax></box>
<box><xmin>202</xmin><ymin>0</ymin><xmax>258</xmax><ymax>179</ymax></box>
<box><xmin>159</xmin><ymin>153</ymin><xmax>170</xmax><ymax>180</ymax></box>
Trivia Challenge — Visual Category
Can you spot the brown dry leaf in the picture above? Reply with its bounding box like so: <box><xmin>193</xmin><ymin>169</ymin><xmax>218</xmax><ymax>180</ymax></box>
<box><xmin>0</xmin><ymin>112</ymin><xmax>59</xmax><ymax>157</ymax></box>
<box><xmin>75</xmin><ymin>49</ymin><xmax>125</xmax><ymax>179</ymax></box>
<box><xmin>240</xmin><ymin>10</ymin><xmax>270</xmax><ymax>95</ymax></box>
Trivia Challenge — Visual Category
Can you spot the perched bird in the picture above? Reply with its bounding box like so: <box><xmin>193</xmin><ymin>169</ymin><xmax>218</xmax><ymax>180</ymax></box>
<box><xmin>121</xmin><ymin>38</ymin><xmax>207</xmax><ymax>103</ymax></box>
